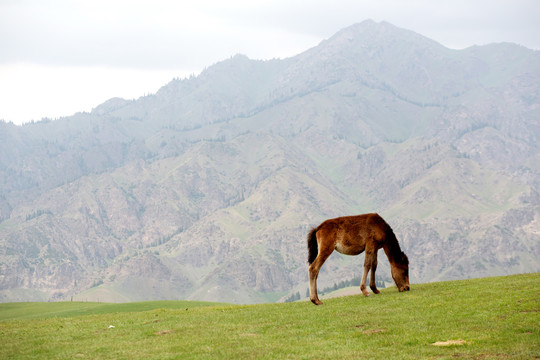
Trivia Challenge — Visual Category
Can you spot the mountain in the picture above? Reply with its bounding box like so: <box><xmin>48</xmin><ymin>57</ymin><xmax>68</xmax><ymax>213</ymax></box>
<box><xmin>1</xmin><ymin>20</ymin><xmax>539</xmax><ymax>303</ymax></box>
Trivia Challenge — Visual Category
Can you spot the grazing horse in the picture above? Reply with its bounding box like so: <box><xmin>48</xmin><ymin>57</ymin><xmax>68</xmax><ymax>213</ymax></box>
<box><xmin>307</xmin><ymin>213</ymin><xmax>409</xmax><ymax>305</ymax></box>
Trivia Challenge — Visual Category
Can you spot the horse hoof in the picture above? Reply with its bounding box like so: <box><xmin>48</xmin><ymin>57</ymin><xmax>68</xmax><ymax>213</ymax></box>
<box><xmin>311</xmin><ymin>299</ymin><xmax>323</xmax><ymax>305</ymax></box>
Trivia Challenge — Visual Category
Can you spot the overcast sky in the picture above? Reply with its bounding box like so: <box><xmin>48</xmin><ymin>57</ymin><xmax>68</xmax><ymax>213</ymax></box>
<box><xmin>1</xmin><ymin>0</ymin><xmax>539</xmax><ymax>125</ymax></box>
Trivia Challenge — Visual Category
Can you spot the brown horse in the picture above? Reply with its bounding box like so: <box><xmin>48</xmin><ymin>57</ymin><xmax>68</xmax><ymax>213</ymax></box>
<box><xmin>307</xmin><ymin>213</ymin><xmax>409</xmax><ymax>305</ymax></box>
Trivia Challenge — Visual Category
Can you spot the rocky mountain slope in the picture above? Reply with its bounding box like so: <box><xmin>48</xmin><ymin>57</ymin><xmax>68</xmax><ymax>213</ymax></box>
<box><xmin>1</xmin><ymin>20</ymin><xmax>539</xmax><ymax>303</ymax></box>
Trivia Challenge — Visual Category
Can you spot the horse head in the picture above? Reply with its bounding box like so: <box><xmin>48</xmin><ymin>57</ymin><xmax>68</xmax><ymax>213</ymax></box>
<box><xmin>391</xmin><ymin>252</ymin><xmax>410</xmax><ymax>292</ymax></box>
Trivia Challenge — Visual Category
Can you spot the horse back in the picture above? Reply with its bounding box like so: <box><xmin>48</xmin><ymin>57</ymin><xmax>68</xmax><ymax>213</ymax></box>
<box><xmin>318</xmin><ymin>213</ymin><xmax>388</xmax><ymax>255</ymax></box>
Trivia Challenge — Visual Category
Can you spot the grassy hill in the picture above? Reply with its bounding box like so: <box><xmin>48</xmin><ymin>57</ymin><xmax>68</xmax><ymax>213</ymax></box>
<box><xmin>1</xmin><ymin>273</ymin><xmax>538</xmax><ymax>359</ymax></box>
<box><xmin>0</xmin><ymin>300</ymin><xmax>228</xmax><ymax>321</ymax></box>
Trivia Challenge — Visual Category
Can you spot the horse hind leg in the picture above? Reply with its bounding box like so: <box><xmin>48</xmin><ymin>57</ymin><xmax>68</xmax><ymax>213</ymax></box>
<box><xmin>308</xmin><ymin>242</ymin><xmax>334</xmax><ymax>305</ymax></box>
<box><xmin>308</xmin><ymin>262</ymin><xmax>323</xmax><ymax>305</ymax></box>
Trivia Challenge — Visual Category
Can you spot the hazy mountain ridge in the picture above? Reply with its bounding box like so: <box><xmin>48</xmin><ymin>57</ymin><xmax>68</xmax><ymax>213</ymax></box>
<box><xmin>1</xmin><ymin>20</ymin><xmax>539</xmax><ymax>303</ymax></box>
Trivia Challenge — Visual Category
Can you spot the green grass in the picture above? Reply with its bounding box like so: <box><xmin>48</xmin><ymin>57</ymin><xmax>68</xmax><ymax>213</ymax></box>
<box><xmin>1</xmin><ymin>273</ymin><xmax>538</xmax><ymax>359</ymax></box>
<box><xmin>0</xmin><ymin>300</ymin><xmax>227</xmax><ymax>321</ymax></box>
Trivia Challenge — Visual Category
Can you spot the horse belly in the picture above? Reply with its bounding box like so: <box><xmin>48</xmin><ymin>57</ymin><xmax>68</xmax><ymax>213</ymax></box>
<box><xmin>335</xmin><ymin>242</ymin><xmax>365</xmax><ymax>256</ymax></box>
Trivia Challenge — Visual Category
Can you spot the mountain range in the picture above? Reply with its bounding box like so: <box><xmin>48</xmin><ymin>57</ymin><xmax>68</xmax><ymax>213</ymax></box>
<box><xmin>1</xmin><ymin>20</ymin><xmax>539</xmax><ymax>303</ymax></box>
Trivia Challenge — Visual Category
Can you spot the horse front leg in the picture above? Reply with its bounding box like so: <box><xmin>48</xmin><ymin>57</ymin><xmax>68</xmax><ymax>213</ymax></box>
<box><xmin>369</xmin><ymin>250</ymin><xmax>380</xmax><ymax>294</ymax></box>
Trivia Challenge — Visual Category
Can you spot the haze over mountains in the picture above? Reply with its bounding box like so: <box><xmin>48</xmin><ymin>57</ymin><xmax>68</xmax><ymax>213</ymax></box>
<box><xmin>1</xmin><ymin>20</ymin><xmax>539</xmax><ymax>303</ymax></box>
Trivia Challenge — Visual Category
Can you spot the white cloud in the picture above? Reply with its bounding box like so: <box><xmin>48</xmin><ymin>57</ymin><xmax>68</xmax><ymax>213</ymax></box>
<box><xmin>0</xmin><ymin>0</ymin><xmax>320</xmax><ymax>69</ymax></box>
<box><xmin>0</xmin><ymin>0</ymin><xmax>538</xmax><ymax>124</ymax></box>
<box><xmin>0</xmin><ymin>63</ymin><xmax>190</xmax><ymax>123</ymax></box>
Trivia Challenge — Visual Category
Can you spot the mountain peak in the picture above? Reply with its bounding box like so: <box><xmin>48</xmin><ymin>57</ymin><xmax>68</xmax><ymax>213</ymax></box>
<box><xmin>325</xmin><ymin>19</ymin><xmax>443</xmax><ymax>50</ymax></box>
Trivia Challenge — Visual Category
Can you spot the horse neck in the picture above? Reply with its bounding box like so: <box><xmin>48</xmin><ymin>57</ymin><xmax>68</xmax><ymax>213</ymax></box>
<box><xmin>382</xmin><ymin>237</ymin><xmax>404</xmax><ymax>266</ymax></box>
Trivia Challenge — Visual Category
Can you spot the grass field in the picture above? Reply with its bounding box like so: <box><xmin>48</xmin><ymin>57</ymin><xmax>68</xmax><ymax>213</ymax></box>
<box><xmin>1</xmin><ymin>273</ymin><xmax>538</xmax><ymax>359</ymax></box>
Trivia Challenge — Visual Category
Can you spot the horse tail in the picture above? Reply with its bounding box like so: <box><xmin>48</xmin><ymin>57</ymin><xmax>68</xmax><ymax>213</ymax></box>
<box><xmin>307</xmin><ymin>227</ymin><xmax>319</xmax><ymax>264</ymax></box>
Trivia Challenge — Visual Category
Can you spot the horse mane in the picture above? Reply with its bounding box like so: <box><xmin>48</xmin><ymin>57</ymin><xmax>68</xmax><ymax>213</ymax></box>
<box><xmin>383</xmin><ymin>221</ymin><xmax>409</xmax><ymax>267</ymax></box>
